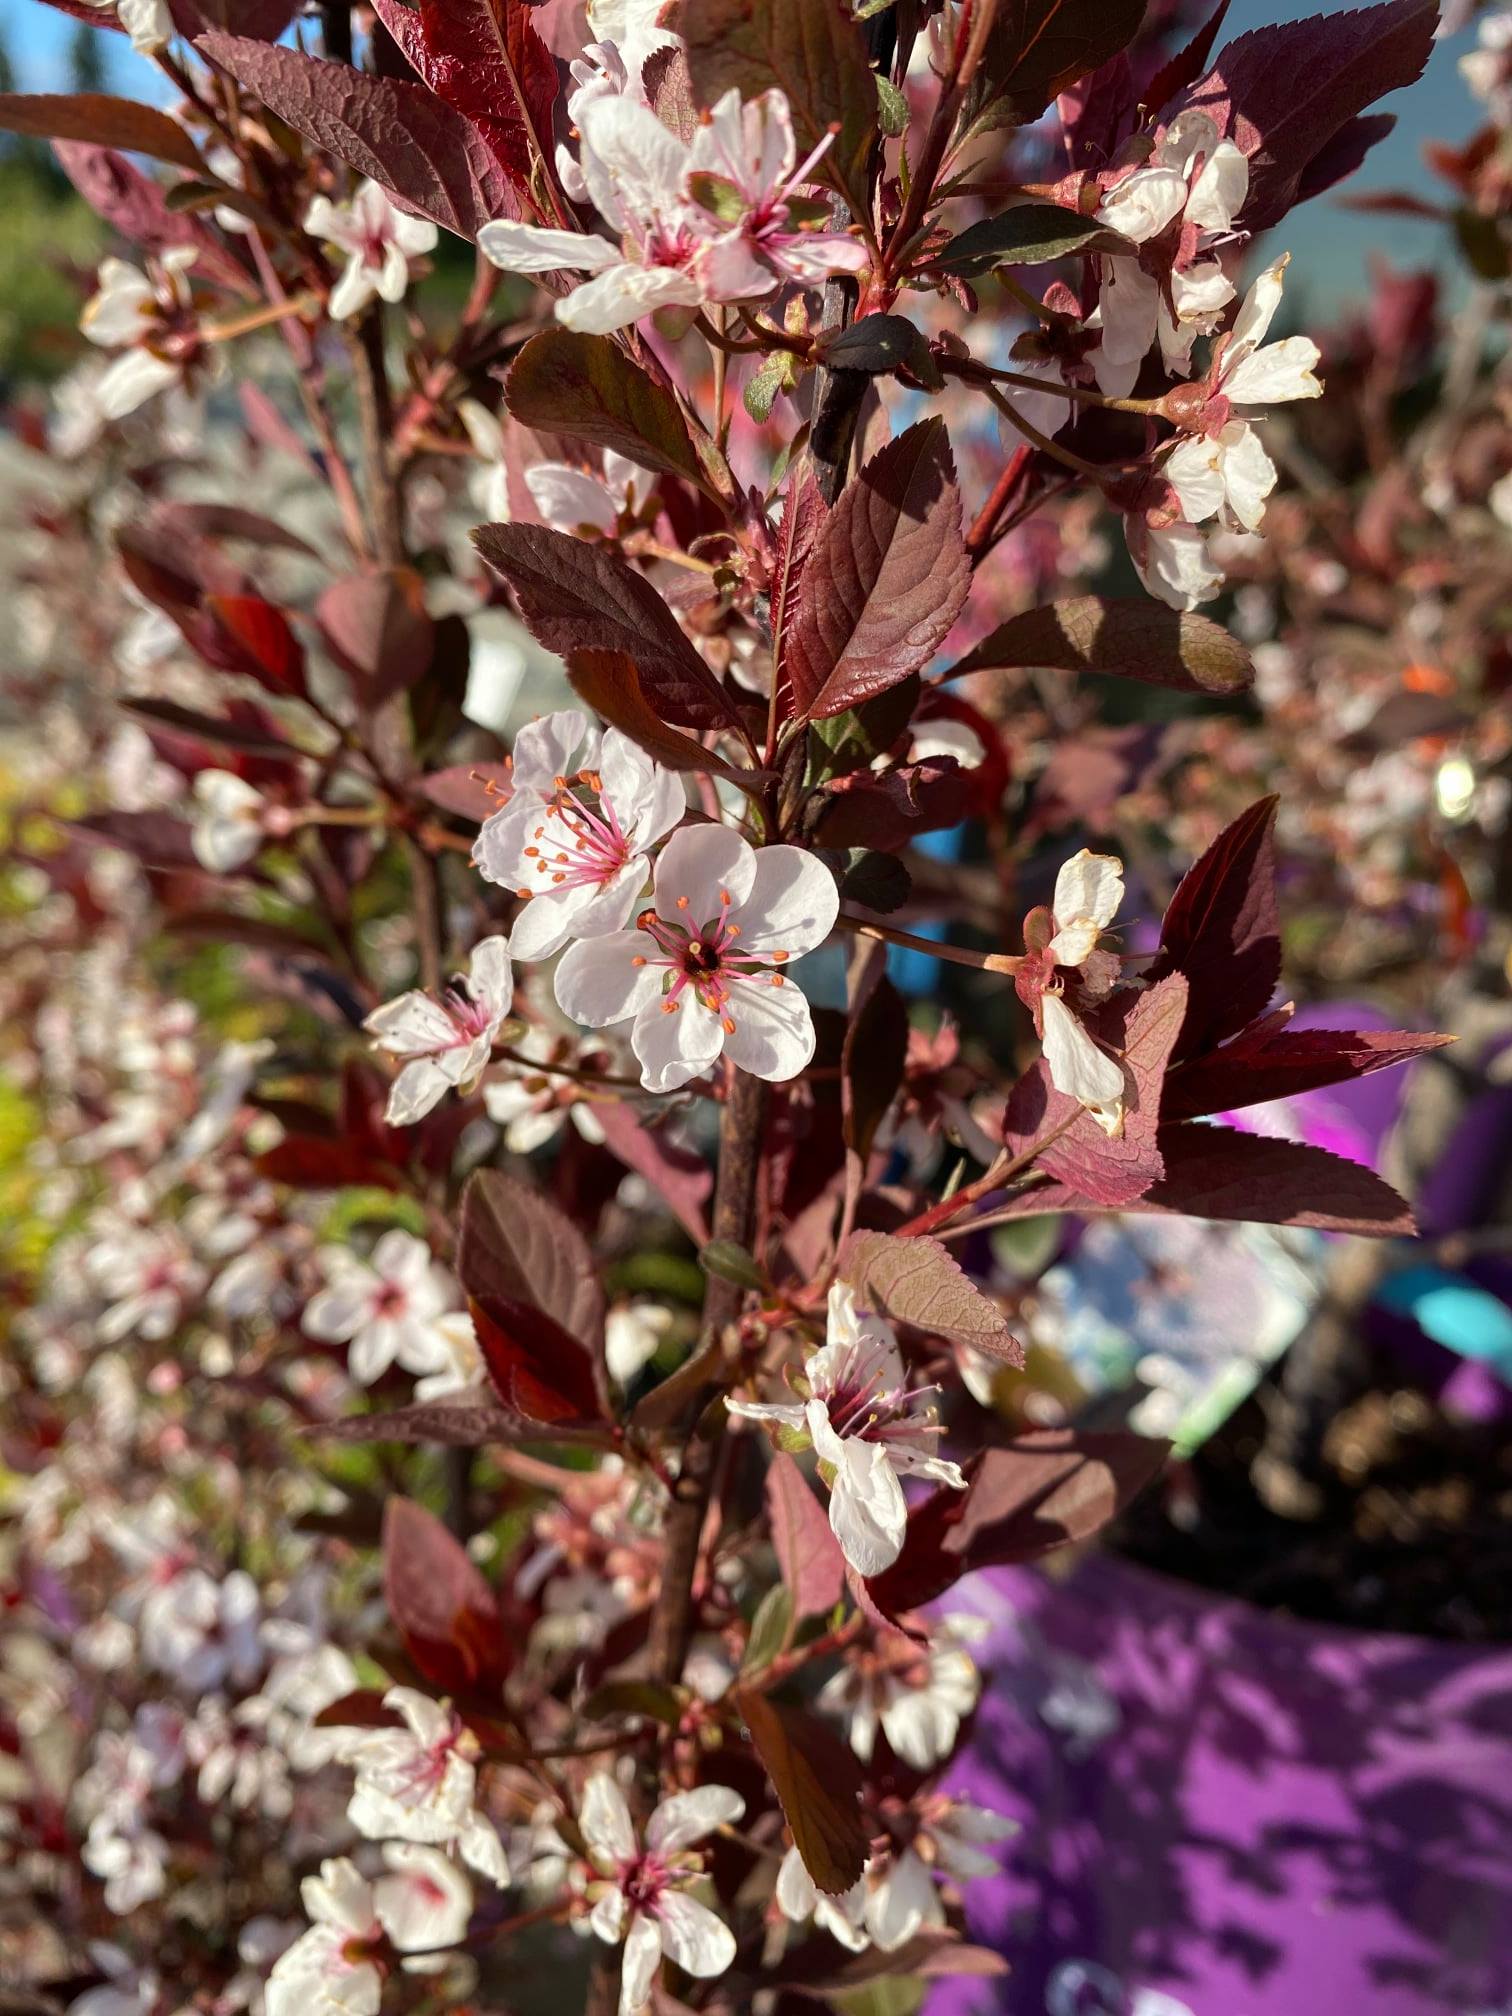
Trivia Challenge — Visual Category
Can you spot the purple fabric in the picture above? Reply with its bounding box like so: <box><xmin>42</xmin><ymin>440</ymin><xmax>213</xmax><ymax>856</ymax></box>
<box><xmin>930</xmin><ymin>1555</ymin><xmax>1512</xmax><ymax>2016</ymax></box>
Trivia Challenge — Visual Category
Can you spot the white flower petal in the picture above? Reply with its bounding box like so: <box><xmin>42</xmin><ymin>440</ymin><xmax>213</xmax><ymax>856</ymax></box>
<box><xmin>654</xmin><ymin>1889</ymin><xmax>736</xmax><ymax>1979</ymax></box>
<box><xmin>646</xmin><ymin>1784</ymin><xmax>744</xmax><ymax>1854</ymax></box>
<box><xmin>581</xmin><ymin>1773</ymin><xmax>636</xmax><ymax>1866</ymax></box>
<box><xmin>556</xmin><ymin>932</ymin><xmax>663</xmax><ymax>1027</ymax></box>
<box><xmin>865</xmin><ymin>1848</ymin><xmax>937</xmax><ymax>1951</ymax></box>
<box><xmin>737</xmin><ymin>846</ymin><xmax>839</xmax><ymax>957</ymax></box>
<box><xmin>1040</xmin><ymin>994</ymin><xmax>1126</xmax><ymax>1112</ymax></box>
<box><xmin>557</xmin><ymin>261</ymin><xmax>704</xmax><ymax>334</ymax></box>
<box><xmin>526</xmin><ymin>463</ymin><xmax>619</xmax><ymax>534</ymax></box>
<box><xmin>1223</xmin><ymin>334</ymin><xmax>1322</xmax><ymax>406</ymax></box>
<box><xmin>619</xmin><ymin>1910</ymin><xmax>664</xmax><ymax>2015</ymax></box>
<box><xmin>1050</xmin><ymin>850</ymin><xmax>1124</xmax><ymax>939</ymax></box>
<box><xmin>477</xmin><ymin>222</ymin><xmax>621</xmax><ymax>274</ymax></box>
<box><xmin>653</xmin><ymin>824</ymin><xmax>757</xmax><ymax>924</ymax></box>
<box><xmin>719</xmin><ymin>974</ymin><xmax>816</xmax><ymax>1083</ymax></box>
<box><xmin>630</xmin><ymin>989</ymin><xmax>723</xmax><ymax>1094</ymax></box>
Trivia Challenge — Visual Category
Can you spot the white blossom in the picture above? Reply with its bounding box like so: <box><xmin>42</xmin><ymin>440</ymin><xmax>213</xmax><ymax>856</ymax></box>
<box><xmin>605</xmin><ymin>1301</ymin><xmax>674</xmax><ymax>1385</ymax></box>
<box><xmin>580</xmin><ymin>1773</ymin><xmax>744</xmax><ymax>2016</ymax></box>
<box><xmin>817</xmin><ymin>1625</ymin><xmax>983</xmax><ymax>1769</ymax></box>
<box><xmin>1032</xmin><ymin>850</ymin><xmax>1128</xmax><ymax>1133</ymax></box>
<box><xmin>80</xmin><ymin>249</ymin><xmax>199</xmax><ymax>420</ymax></box>
<box><xmin>266</xmin><ymin>1859</ymin><xmax>382</xmax><ymax>2016</ymax></box>
<box><xmin>302</xmin><ymin>1231</ymin><xmax>457</xmax><ymax>1386</ymax></box>
<box><xmin>864</xmin><ymin>1799</ymin><xmax>1016</xmax><ymax>1951</ymax></box>
<box><xmin>726</xmin><ymin>1282</ymin><xmax>965</xmax><ymax>1577</ymax></box>
<box><xmin>190</xmin><ymin>770</ymin><xmax>266</xmax><ymax>874</ymax></box>
<box><xmin>364</xmin><ymin>936</ymin><xmax>514</xmax><ymax>1125</ymax></box>
<box><xmin>334</xmin><ymin>1687</ymin><xmax>508</xmax><ymax>1884</ymax></box>
<box><xmin>474</xmin><ymin>710</ymin><xmax>684</xmax><ymax>961</ymax></box>
<box><xmin>1094</xmin><ymin>111</ymin><xmax>1248</xmax><ymax>392</ymax></box>
<box><xmin>80</xmin><ymin>0</ymin><xmax>171</xmax><ymax>57</ymax></box>
<box><xmin>554</xmin><ymin>825</ymin><xmax>837</xmax><ymax>1094</ymax></box>
<box><xmin>305</xmin><ymin>180</ymin><xmax>438</xmax><ymax>320</ymax></box>
<box><xmin>775</xmin><ymin>1845</ymin><xmax>870</xmax><ymax>1951</ymax></box>
<box><xmin>479</xmin><ymin>89</ymin><xmax>864</xmax><ymax>334</ymax></box>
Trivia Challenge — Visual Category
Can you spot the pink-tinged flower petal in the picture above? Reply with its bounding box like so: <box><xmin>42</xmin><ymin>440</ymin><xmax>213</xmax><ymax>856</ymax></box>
<box><xmin>1096</xmin><ymin>164</ymin><xmax>1188</xmax><ymax>243</ymax></box>
<box><xmin>526</xmin><ymin>463</ymin><xmax>619</xmax><ymax>534</ymax></box>
<box><xmin>467</xmin><ymin>936</ymin><xmax>514</xmax><ymax>1020</ymax></box>
<box><xmin>809</xmin><ymin>1403</ymin><xmax>909</xmax><ymax>1576</ymax></box>
<box><xmin>655</xmin><ymin>1889</ymin><xmax>736</xmax><ymax>1979</ymax></box>
<box><xmin>619</xmin><ymin>1909</ymin><xmax>664</xmax><ymax>2013</ymax></box>
<box><xmin>1040</xmin><ymin>994</ymin><xmax>1127</xmax><ymax>1117</ymax></box>
<box><xmin>646</xmin><ymin>1784</ymin><xmax>744</xmax><ymax>1854</ymax></box>
<box><xmin>1186</xmin><ymin>139</ymin><xmax>1248</xmax><ymax>232</ymax></box>
<box><xmin>630</xmin><ymin>989</ymin><xmax>723</xmax><ymax>1094</ymax></box>
<box><xmin>385</xmin><ymin>1056</ymin><xmax>452</xmax><ymax>1126</ymax></box>
<box><xmin>866</xmin><ymin>1846</ymin><xmax>940</xmax><ymax>1950</ymax></box>
<box><xmin>653</xmin><ymin>825</ymin><xmax>757</xmax><ymax>924</ymax></box>
<box><xmin>513</xmin><ymin>708</ymin><xmax>592</xmax><ymax>784</ymax></box>
<box><xmin>556</xmin><ymin>931</ymin><xmax>663</xmax><ymax>1027</ymax></box>
<box><xmin>1127</xmin><ymin>517</ymin><xmax>1224</xmax><ymax>611</ymax></box>
<box><xmin>373</xmin><ymin>1843</ymin><xmax>471</xmax><ymax>1951</ymax></box>
<box><xmin>581</xmin><ymin>1773</ymin><xmax>636</xmax><ymax>1866</ymax></box>
<box><xmin>301</xmin><ymin>1855</ymin><xmax>379</xmax><ymax>1937</ymax></box>
<box><xmin>1164</xmin><ymin>433</ymin><xmax>1230</xmax><ymax>526</ymax></box>
<box><xmin>364</xmin><ymin>989</ymin><xmax>459</xmax><ymax>1057</ymax></box>
<box><xmin>1229</xmin><ymin>257</ymin><xmax>1289</xmax><ymax>355</ymax></box>
<box><xmin>720</xmin><ymin>975</ymin><xmax>816</xmax><ymax>1082</ymax></box>
<box><xmin>1215</xmin><ymin>419</ymin><xmax>1278</xmax><ymax>531</ymax></box>
<box><xmin>579</xmin><ymin>96</ymin><xmax>692</xmax><ymax>235</ymax></box>
<box><xmin>1223</xmin><ymin>334</ymin><xmax>1322</xmax><ymax>406</ymax></box>
<box><xmin>590</xmin><ymin>1885</ymin><xmax>628</xmax><ymax>1944</ymax></box>
<box><xmin>95</xmin><ymin>346</ymin><xmax>181</xmax><ymax>419</ymax></box>
<box><xmin>477</xmin><ymin>221</ymin><xmax>621</xmax><ymax>275</ymax></box>
<box><xmin>558</xmin><ymin>261</ymin><xmax>705</xmax><ymax>334</ymax></box>
<box><xmin>737</xmin><ymin>846</ymin><xmax>839</xmax><ymax>956</ymax></box>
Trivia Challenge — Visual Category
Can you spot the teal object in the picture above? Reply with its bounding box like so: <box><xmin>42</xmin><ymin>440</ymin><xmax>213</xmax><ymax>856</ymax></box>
<box><xmin>1376</xmin><ymin>1265</ymin><xmax>1512</xmax><ymax>1384</ymax></box>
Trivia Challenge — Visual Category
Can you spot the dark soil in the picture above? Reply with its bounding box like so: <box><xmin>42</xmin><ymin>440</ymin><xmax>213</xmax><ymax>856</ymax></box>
<box><xmin>1111</xmin><ymin>1378</ymin><xmax>1512</xmax><ymax>1642</ymax></box>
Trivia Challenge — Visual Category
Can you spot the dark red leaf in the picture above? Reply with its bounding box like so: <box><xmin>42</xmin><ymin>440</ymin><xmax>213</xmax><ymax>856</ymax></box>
<box><xmin>54</xmin><ymin>141</ymin><xmax>254</xmax><ymax>295</ymax></box>
<box><xmin>1139</xmin><ymin>1124</ymin><xmax>1416</xmax><ymax>1235</ymax></box>
<box><xmin>948</xmin><ymin>595</ymin><xmax>1252</xmax><ymax>696</ymax></box>
<box><xmin>868</xmin><ymin>1429</ymin><xmax>1169</xmax><ymax>1617</ymax></box>
<box><xmin>0</xmin><ymin>93</ymin><xmax>203</xmax><ymax>170</ymax></box>
<box><xmin>1147</xmin><ymin>796</ymin><xmax>1280</xmax><ymax>1060</ymax></box>
<box><xmin>1174</xmin><ymin>0</ymin><xmax>1436</xmax><ymax>230</ymax></box>
<box><xmin>593</xmin><ymin>1102</ymin><xmax>713</xmax><ymax>1246</ymax></box>
<box><xmin>810</xmin><ymin>756</ymin><xmax>968</xmax><ymax>850</ymax></box>
<box><xmin>1163</xmin><ymin>1019</ymin><xmax>1452</xmax><ymax>1123</ymax></box>
<box><xmin>316</xmin><ymin>568</ymin><xmax>435</xmax><ymax>705</ymax></box>
<box><xmin>840</xmin><ymin>1230</ymin><xmax>1020</xmax><ymax>1360</ymax></box>
<box><xmin>503</xmin><ymin>331</ymin><xmax>722</xmax><ymax>501</ymax></box>
<box><xmin>786</xmin><ymin>420</ymin><xmax>969</xmax><ymax>722</ymax></box>
<box><xmin>975</xmin><ymin>0</ymin><xmax>1148</xmax><ymax>125</ymax></box>
<box><xmin>384</xmin><ymin>1497</ymin><xmax>512</xmax><ymax>1693</ymax></box>
<box><xmin>254</xmin><ymin>1137</ymin><xmax>402</xmax><ymax>1190</ymax></box>
<box><xmin>1001</xmin><ymin>974</ymin><xmax>1187</xmax><ymax>1207</ymax></box>
<box><xmin>736</xmin><ymin>1688</ymin><xmax>868</xmax><ymax>1894</ymax></box>
<box><xmin>371</xmin><ymin>0</ymin><xmax>557</xmax><ymax>207</ymax></box>
<box><xmin>472</xmin><ymin>525</ymin><xmax>741</xmax><ymax>735</ymax></box>
<box><xmin>841</xmin><ymin>951</ymin><xmax>908</xmax><ymax>1166</ymax></box>
<box><xmin>71</xmin><ymin>811</ymin><xmax>200</xmax><ymax>871</ymax></box>
<box><xmin>1143</xmin><ymin>0</ymin><xmax>1231</xmax><ymax>114</ymax></box>
<box><xmin>566</xmin><ymin>652</ymin><xmax>756</xmax><ymax>786</ymax></box>
<box><xmin>458</xmin><ymin>1169</ymin><xmax>607</xmax><ymax>1424</ymax></box>
<box><xmin>766</xmin><ymin>1454</ymin><xmax>845</xmax><ymax>1618</ymax></box>
<box><xmin>122</xmin><ymin>698</ymin><xmax>290</xmax><ymax>760</ymax></box>
<box><xmin>309</xmin><ymin>1400</ymin><xmax>612</xmax><ymax>1447</ymax></box>
<box><xmin>201</xmin><ymin>594</ymin><xmax>308</xmax><ymax>697</ymax></box>
<box><xmin>197</xmin><ymin>34</ymin><xmax>518</xmax><ymax>241</ymax></box>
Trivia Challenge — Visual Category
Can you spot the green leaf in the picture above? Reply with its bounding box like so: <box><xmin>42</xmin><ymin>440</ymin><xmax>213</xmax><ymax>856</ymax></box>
<box><xmin>741</xmin><ymin>1584</ymin><xmax>794</xmax><ymax>1674</ymax></box>
<box><xmin>699</xmin><ymin>1238</ymin><xmax>766</xmax><ymax>1289</ymax></box>
<box><xmin>876</xmin><ymin>73</ymin><xmax>909</xmax><ymax>136</ymax></box>
<box><xmin>933</xmin><ymin>202</ymin><xmax>1131</xmax><ymax>276</ymax></box>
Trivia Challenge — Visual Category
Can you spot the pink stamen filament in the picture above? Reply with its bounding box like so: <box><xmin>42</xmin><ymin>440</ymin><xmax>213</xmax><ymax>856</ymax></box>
<box><xmin>633</xmin><ymin>899</ymin><xmax>789</xmax><ymax>1022</ymax></box>
<box><xmin>524</xmin><ymin>774</ymin><xmax>633</xmax><ymax>892</ymax></box>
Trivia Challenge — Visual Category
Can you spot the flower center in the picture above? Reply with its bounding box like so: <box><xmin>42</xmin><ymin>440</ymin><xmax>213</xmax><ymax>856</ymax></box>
<box><xmin>823</xmin><ymin>1340</ymin><xmax>943</xmax><ymax>1448</ymax></box>
<box><xmin>631</xmin><ymin>890</ymin><xmax>791</xmax><ymax>1035</ymax></box>
<box><xmin>521</xmin><ymin>771</ymin><xmax>632</xmax><ymax>895</ymax></box>
<box><xmin>619</xmin><ymin>1852</ymin><xmax>672</xmax><ymax>1911</ymax></box>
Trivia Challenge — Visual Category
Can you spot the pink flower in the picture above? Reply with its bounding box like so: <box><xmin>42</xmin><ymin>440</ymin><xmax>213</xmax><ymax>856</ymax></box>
<box><xmin>363</xmin><ymin>936</ymin><xmax>514</xmax><ymax>1125</ymax></box>
<box><xmin>553</xmin><ymin>825</ymin><xmax>838</xmax><ymax>1093</ymax></box>
<box><xmin>473</xmin><ymin>710</ymin><xmax>684</xmax><ymax>961</ymax></box>
<box><xmin>726</xmin><ymin>1282</ymin><xmax>966</xmax><ymax>1577</ymax></box>
<box><xmin>580</xmin><ymin>1773</ymin><xmax>744</xmax><ymax>2016</ymax></box>
<box><xmin>304</xmin><ymin>180</ymin><xmax>438</xmax><ymax>320</ymax></box>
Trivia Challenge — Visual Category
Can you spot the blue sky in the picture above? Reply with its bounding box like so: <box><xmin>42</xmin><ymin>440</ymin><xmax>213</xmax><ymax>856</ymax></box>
<box><xmin>0</xmin><ymin>0</ymin><xmax>1485</xmax><ymax>306</ymax></box>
